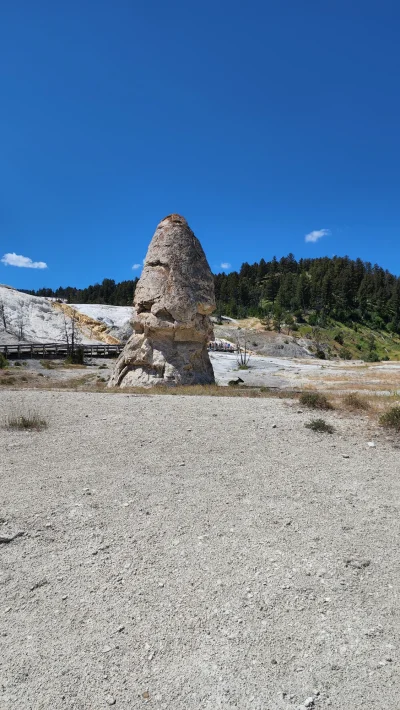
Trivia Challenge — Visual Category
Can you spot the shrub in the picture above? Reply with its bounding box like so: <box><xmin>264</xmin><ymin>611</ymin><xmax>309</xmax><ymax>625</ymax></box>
<box><xmin>14</xmin><ymin>361</ymin><xmax>22</xmax><ymax>367</ymax></box>
<box><xmin>65</xmin><ymin>347</ymin><xmax>85</xmax><ymax>365</ymax></box>
<box><xmin>364</xmin><ymin>351</ymin><xmax>380</xmax><ymax>363</ymax></box>
<box><xmin>5</xmin><ymin>410</ymin><xmax>47</xmax><ymax>431</ymax></box>
<box><xmin>0</xmin><ymin>353</ymin><xmax>8</xmax><ymax>369</ymax></box>
<box><xmin>334</xmin><ymin>332</ymin><xmax>344</xmax><ymax>345</ymax></box>
<box><xmin>339</xmin><ymin>348</ymin><xmax>352</xmax><ymax>360</ymax></box>
<box><xmin>0</xmin><ymin>376</ymin><xmax>16</xmax><ymax>385</ymax></box>
<box><xmin>299</xmin><ymin>391</ymin><xmax>333</xmax><ymax>410</ymax></box>
<box><xmin>379</xmin><ymin>406</ymin><xmax>400</xmax><ymax>432</ymax></box>
<box><xmin>343</xmin><ymin>392</ymin><xmax>370</xmax><ymax>410</ymax></box>
<box><xmin>305</xmin><ymin>418</ymin><xmax>334</xmax><ymax>434</ymax></box>
<box><xmin>40</xmin><ymin>360</ymin><xmax>56</xmax><ymax>369</ymax></box>
<box><xmin>316</xmin><ymin>350</ymin><xmax>326</xmax><ymax>359</ymax></box>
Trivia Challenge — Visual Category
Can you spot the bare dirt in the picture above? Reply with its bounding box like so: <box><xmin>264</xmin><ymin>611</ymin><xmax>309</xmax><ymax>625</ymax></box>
<box><xmin>1</xmin><ymin>389</ymin><xmax>400</xmax><ymax>709</ymax></box>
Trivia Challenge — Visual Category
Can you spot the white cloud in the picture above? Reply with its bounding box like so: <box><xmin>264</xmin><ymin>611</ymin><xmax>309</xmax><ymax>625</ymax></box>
<box><xmin>220</xmin><ymin>262</ymin><xmax>231</xmax><ymax>270</ymax></box>
<box><xmin>305</xmin><ymin>229</ymin><xmax>331</xmax><ymax>244</ymax></box>
<box><xmin>132</xmin><ymin>263</ymin><xmax>141</xmax><ymax>270</ymax></box>
<box><xmin>1</xmin><ymin>252</ymin><xmax>48</xmax><ymax>269</ymax></box>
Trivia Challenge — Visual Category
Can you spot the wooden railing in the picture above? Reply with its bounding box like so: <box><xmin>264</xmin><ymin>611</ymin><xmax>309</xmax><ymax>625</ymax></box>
<box><xmin>0</xmin><ymin>342</ymin><xmax>124</xmax><ymax>359</ymax></box>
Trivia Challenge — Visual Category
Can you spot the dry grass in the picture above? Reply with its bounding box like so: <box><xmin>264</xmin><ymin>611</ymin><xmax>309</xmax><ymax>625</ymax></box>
<box><xmin>105</xmin><ymin>383</ymin><xmax>299</xmax><ymax>399</ymax></box>
<box><xmin>341</xmin><ymin>392</ymin><xmax>371</xmax><ymax>411</ymax></box>
<box><xmin>5</xmin><ymin>409</ymin><xmax>47</xmax><ymax>431</ymax></box>
<box><xmin>299</xmin><ymin>391</ymin><xmax>333</xmax><ymax>410</ymax></box>
<box><xmin>40</xmin><ymin>360</ymin><xmax>86</xmax><ymax>370</ymax></box>
<box><xmin>379</xmin><ymin>406</ymin><xmax>400</xmax><ymax>432</ymax></box>
<box><xmin>320</xmin><ymin>366</ymin><xmax>400</xmax><ymax>392</ymax></box>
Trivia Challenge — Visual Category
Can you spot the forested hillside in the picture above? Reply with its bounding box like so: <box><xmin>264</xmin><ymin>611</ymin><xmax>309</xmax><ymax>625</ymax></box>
<box><xmin>24</xmin><ymin>254</ymin><xmax>400</xmax><ymax>333</ymax></box>
<box><xmin>24</xmin><ymin>278</ymin><xmax>139</xmax><ymax>308</ymax></box>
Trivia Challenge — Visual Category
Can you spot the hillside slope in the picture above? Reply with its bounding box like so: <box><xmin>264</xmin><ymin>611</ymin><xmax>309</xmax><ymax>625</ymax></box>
<box><xmin>0</xmin><ymin>285</ymin><xmax>133</xmax><ymax>345</ymax></box>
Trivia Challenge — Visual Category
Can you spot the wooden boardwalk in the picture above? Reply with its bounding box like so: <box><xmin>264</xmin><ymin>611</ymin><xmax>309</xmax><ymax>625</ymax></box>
<box><xmin>0</xmin><ymin>342</ymin><xmax>123</xmax><ymax>359</ymax></box>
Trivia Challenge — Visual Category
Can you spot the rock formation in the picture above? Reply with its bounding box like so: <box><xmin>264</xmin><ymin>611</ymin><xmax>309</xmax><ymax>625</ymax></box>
<box><xmin>108</xmin><ymin>214</ymin><xmax>216</xmax><ymax>387</ymax></box>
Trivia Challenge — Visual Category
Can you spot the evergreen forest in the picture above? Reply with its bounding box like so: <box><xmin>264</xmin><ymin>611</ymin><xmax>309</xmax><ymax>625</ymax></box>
<box><xmin>25</xmin><ymin>254</ymin><xmax>400</xmax><ymax>334</ymax></box>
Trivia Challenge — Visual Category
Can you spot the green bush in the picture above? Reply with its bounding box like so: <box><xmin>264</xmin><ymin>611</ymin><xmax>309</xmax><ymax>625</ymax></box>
<box><xmin>364</xmin><ymin>351</ymin><xmax>380</xmax><ymax>363</ymax></box>
<box><xmin>339</xmin><ymin>348</ymin><xmax>352</xmax><ymax>360</ymax></box>
<box><xmin>334</xmin><ymin>332</ymin><xmax>344</xmax><ymax>345</ymax></box>
<box><xmin>299</xmin><ymin>391</ymin><xmax>333</xmax><ymax>410</ymax></box>
<box><xmin>305</xmin><ymin>418</ymin><xmax>334</xmax><ymax>434</ymax></box>
<box><xmin>380</xmin><ymin>406</ymin><xmax>400</xmax><ymax>431</ymax></box>
<box><xmin>316</xmin><ymin>350</ymin><xmax>326</xmax><ymax>359</ymax></box>
<box><xmin>65</xmin><ymin>347</ymin><xmax>85</xmax><ymax>365</ymax></box>
<box><xmin>0</xmin><ymin>353</ymin><xmax>8</xmax><ymax>369</ymax></box>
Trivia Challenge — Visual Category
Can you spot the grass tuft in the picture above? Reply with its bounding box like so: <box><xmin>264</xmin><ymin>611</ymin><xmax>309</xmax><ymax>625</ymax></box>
<box><xmin>5</xmin><ymin>410</ymin><xmax>47</xmax><ymax>431</ymax></box>
<box><xmin>342</xmin><ymin>392</ymin><xmax>370</xmax><ymax>411</ymax></box>
<box><xmin>299</xmin><ymin>391</ymin><xmax>333</xmax><ymax>410</ymax></box>
<box><xmin>40</xmin><ymin>360</ymin><xmax>57</xmax><ymax>369</ymax></box>
<box><xmin>305</xmin><ymin>418</ymin><xmax>335</xmax><ymax>434</ymax></box>
<box><xmin>379</xmin><ymin>406</ymin><xmax>400</xmax><ymax>432</ymax></box>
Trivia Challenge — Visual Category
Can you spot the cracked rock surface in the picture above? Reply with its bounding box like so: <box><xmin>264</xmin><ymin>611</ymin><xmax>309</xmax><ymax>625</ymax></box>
<box><xmin>109</xmin><ymin>214</ymin><xmax>215</xmax><ymax>387</ymax></box>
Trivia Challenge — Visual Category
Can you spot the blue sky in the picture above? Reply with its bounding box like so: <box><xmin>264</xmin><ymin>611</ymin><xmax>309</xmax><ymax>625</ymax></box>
<box><xmin>1</xmin><ymin>0</ymin><xmax>400</xmax><ymax>290</ymax></box>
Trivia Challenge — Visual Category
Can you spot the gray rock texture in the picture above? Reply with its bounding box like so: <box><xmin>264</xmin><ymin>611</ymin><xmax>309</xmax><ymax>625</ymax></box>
<box><xmin>108</xmin><ymin>214</ymin><xmax>215</xmax><ymax>387</ymax></box>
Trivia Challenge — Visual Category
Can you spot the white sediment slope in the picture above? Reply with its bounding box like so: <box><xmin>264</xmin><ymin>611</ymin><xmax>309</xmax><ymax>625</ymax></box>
<box><xmin>0</xmin><ymin>285</ymin><xmax>133</xmax><ymax>344</ymax></box>
<box><xmin>0</xmin><ymin>285</ymin><xmax>75</xmax><ymax>344</ymax></box>
<box><xmin>72</xmin><ymin>303</ymin><xmax>134</xmax><ymax>342</ymax></box>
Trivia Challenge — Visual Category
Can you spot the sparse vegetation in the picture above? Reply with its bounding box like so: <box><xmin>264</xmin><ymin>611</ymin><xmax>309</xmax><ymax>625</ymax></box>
<box><xmin>0</xmin><ymin>375</ymin><xmax>16</xmax><ymax>385</ymax></box>
<box><xmin>299</xmin><ymin>391</ymin><xmax>333</xmax><ymax>410</ymax></box>
<box><xmin>305</xmin><ymin>418</ymin><xmax>335</xmax><ymax>434</ymax></box>
<box><xmin>342</xmin><ymin>392</ymin><xmax>370</xmax><ymax>410</ymax></box>
<box><xmin>65</xmin><ymin>346</ymin><xmax>85</xmax><ymax>365</ymax></box>
<box><xmin>334</xmin><ymin>331</ymin><xmax>344</xmax><ymax>345</ymax></box>
<box><xmin>379</xmin><ymin>406</ymin><xmax>400</xmax><ymax>432</ymax></box>
<box><xmin>339</xmin><ymin>348</ymin><xmax>352</xmax><ymax>360</ymax></box>
<box><xmin>5</xmin><ymin>410</ymin><xmax>47</xmax><ymax>431</ymax></box>
<box><xmin>236</xmin><ymin>331</ymin><xmax>251</xmax><ymax>368</ymax></box>
<box><xmin>40</xmin><ymin>360</ymin><xmax>57</xmax><ymax>369</ymax></box>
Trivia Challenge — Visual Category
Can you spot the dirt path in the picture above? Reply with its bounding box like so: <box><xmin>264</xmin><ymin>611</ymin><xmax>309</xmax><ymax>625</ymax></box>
<box><xmin>1</xmin><ymin>391</ymin><xmax>399</xmax><ymax>709</ymax></box>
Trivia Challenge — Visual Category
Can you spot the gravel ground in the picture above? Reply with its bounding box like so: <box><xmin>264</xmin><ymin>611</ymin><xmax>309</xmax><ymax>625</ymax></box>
<box><xmin>1</xmin><ymin>390</ymin><xmax>399</xmax><ymax>709</ymax></box>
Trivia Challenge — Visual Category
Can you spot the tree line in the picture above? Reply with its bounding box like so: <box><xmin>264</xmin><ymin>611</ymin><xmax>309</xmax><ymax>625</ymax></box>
<box><xmin>24</xmin><ymin>254</ymin><xmax>400</xmax><ymax>332</ymax></box>
<box><xmin>24</xmin><ymin>278</ymin><xmax>139</xmax><ymax>307</ymax></box>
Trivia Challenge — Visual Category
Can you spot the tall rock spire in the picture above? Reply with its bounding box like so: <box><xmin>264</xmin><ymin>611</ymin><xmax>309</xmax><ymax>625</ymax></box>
<box><xmin>108</xmin><ymin>214</ymin><xmax>216</xmax><ymax>387</ymax></box>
